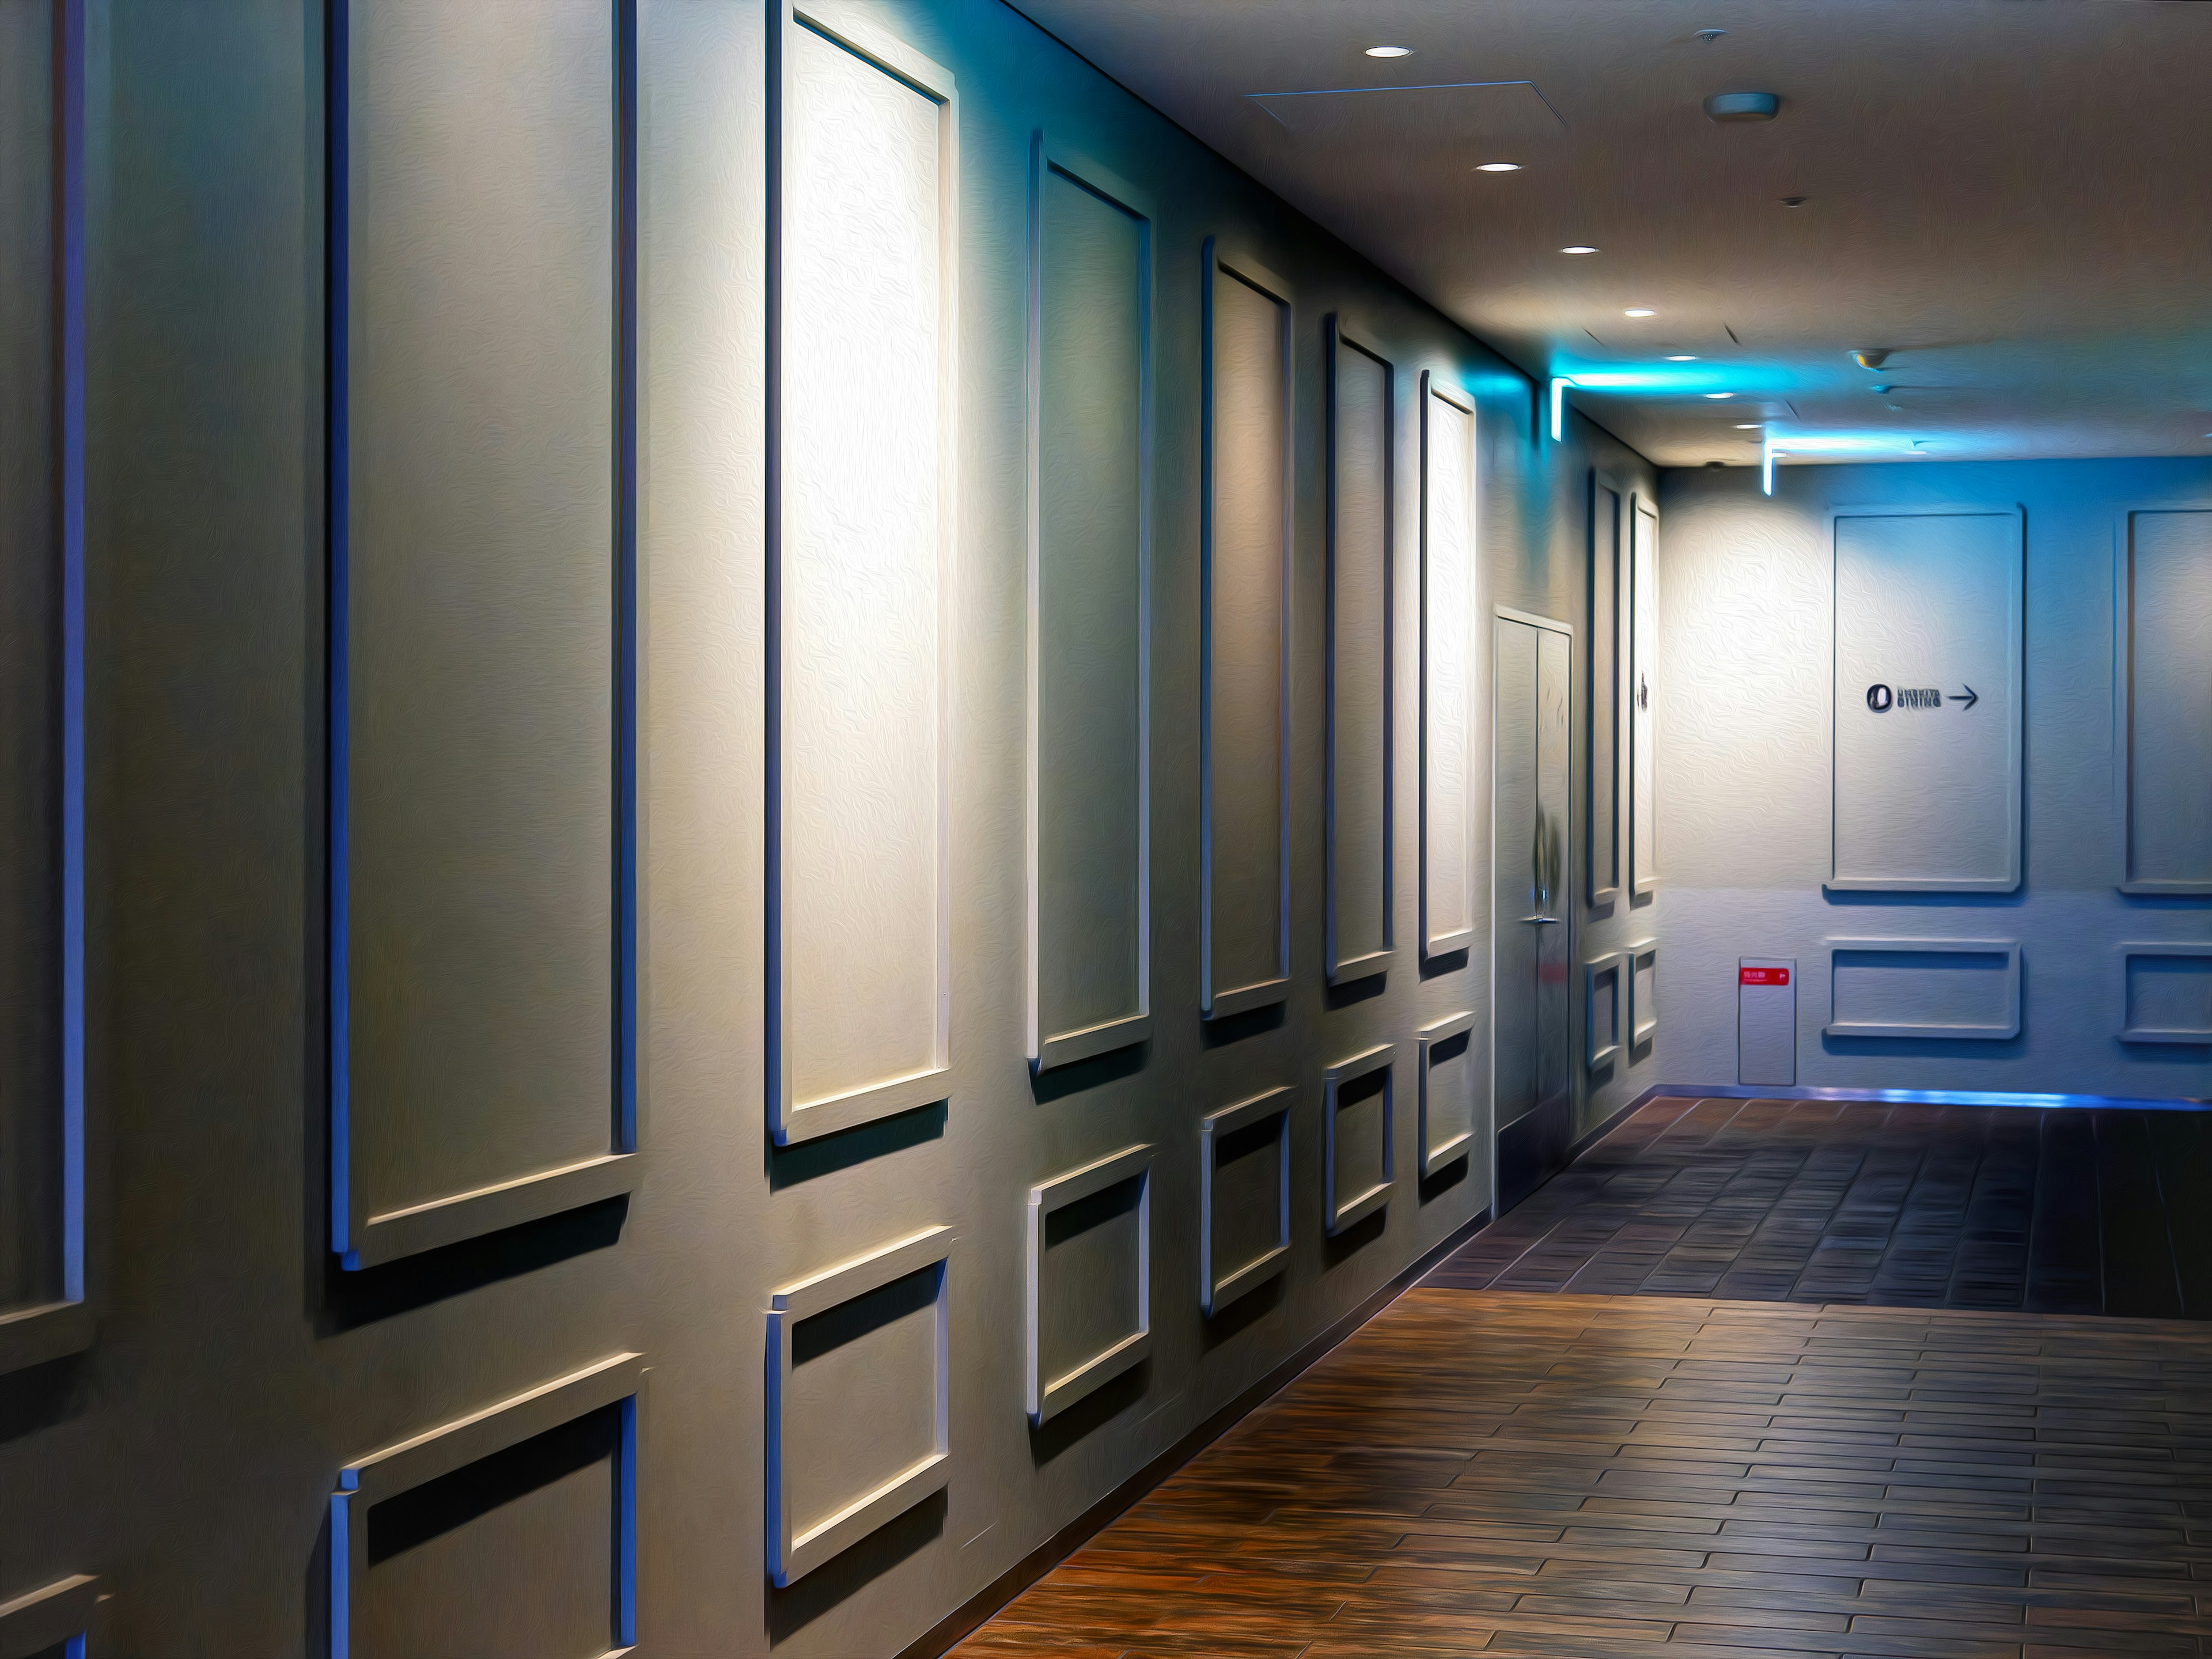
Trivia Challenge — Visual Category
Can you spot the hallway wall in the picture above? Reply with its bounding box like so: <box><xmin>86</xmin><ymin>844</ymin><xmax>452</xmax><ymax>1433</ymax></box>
<box><xmin>0</xmin><ymin>1</ymin><xmax>1657</xmax><ymax>1656</ymax></box>
<box><xmin>1653</xmin><ymin>457</ymin><xmax>2212</xmax><ymax>1103</ymax></box>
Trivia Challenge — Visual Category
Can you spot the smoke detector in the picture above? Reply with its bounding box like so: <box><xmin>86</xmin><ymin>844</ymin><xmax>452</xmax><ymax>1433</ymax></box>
<box><xmin>1705</xmin><ymin>91</ymin><xmax>1780</xmax><ymax>122</ymax></box>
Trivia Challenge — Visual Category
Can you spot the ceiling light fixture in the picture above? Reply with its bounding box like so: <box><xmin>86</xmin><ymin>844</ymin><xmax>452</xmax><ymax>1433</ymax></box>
<box><xmin>1703</xmin><ymin>392</ymin><xmax>1735</xmax><ymax>399</ymax></box>
<box><xmin>1476</xmin><ymin>162</ymin><xmax>1521</xmax><ymax>172</ymax></box>
<box><xmin>1666</xmin><ymin>354</ymin><xmax>1698</xmax><ymax>362</ymax></box>
<box><xmin>1363</xmin><ymin>44</ymin><xmax>1411</xmax><ymax>57</ymax></box>
<box><xmin>1705</xmin><ymin>91</ymin><xmax>1781</xmax><ymax>123</ymax></box>
<box><xmin>1560</xmin><ymin>245</ymin><xmax>1599</xmax><ymax>255</ymax></box>
<box><xmin>1735</xmin><ymin>422</ymin><xmax>1760</xmax><ymax>429</ymax></box>
<box><xmin>1624</xmin><ymin>307</ymin><xmax>1657</xmax><ymax>317</ymax></box>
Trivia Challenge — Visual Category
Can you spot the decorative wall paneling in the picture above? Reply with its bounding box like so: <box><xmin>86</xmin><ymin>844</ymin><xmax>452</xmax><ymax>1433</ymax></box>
<box><xmin>0</xmin><ymin>0</ymin><xmax>86</xmax><ymax>1374</ymax></box>
<box><xmin>2116</xmin><ymin>506</ymin><xmax>2212</xmax><ymax>893</ymax></box>
<box><xmin>1825</xmin><ymin>939</ymin><xmax>2022</xmax><ymax>1040</ymax></box>
<box><xmin>1586</xmin><ymin>473</ymin><xmax>1624</xmax><ymax>911</ymax></box>
<box><xmin>768</xmin><ymin>3</ymin><xmax>958</xmax><ymax>1139</ymax></box>
<box><xmin>1626</xmin><ymin>941</ymin><xmax>1658</xmax><ymax>1049</ymax></box>
<box><xmin>1584</xmin><ymin>952</ymin><xmax>1624</xmax><ymax>1071</ymax></box>
<box><xmin>1025</xmin><ymin>137</ymin><xmax>1153</xmax><ymax>1070</ymax></box>
<box><xmin>2116</xmin><ymin>944</ymin><xmax>2212</xmax><ymax>1044</ymax></box>
<box><xmin>1027</xmin><ymin>1145</ymin><xmax>1152</xmax><ymax>1423</ymax></box>
<box><xmin>0</xmin><ymin>1574</ymin><xmax>96</xmax><ymax>1659</ymax></box>
<box><xmin>1199</xmin><ymin>241</ymin><xmax>1293</xmax><ymax>1018</ymax></box>
<box><xmin>1415</xmin><ymin>1012</ymin><xmax>1476</xmax><ymax>1177</ymax></box>
<box><xmin>1828</xmin><ymin>505</ymin><xmax>2024</xmax><ymax>893</ymax></box>
<box><xmin>329</xmin><ymin>0</ymin><xmax>639</xmax><ymax>1267</ymax></box>
<box><xmin>1322</xmin><ymin>1043</ymin><xmax>1395</xmax><ymax>1233</ymax></box>
<box><xmin>1419</xmin><ymin>373</ymin><xmax>1479</xmax><ymax>957</ymax></box>
<box><xmin>1198</xmin><ymin>1086</ymin><xmax>1291</xmax><ymax>1315</ymax></box>
<box><xmin>1627</xmin><ymin>493</ymin><xmax>1658</xmax><ymax>899</ymax></box>
<box><xmin>1324</xmin><ymin>317</ymin><xmax>1394</xmax><ymax>983</ymax></box>
<box><xmin>766</xmin><ymin>1227</ymin><xmax>952</xmax><ymax>1585</ymax></box>
<box><xmin>329</xmin><ymin>1353</ymin><xmax>644</xmax><ymax>1659</ymax></box>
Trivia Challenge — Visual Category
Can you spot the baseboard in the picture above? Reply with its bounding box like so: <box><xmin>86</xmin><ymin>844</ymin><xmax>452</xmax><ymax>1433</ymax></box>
<box><xmin>1570</xmin><ymin>1096</ymin><xmax>1645</xmax><ymax>1161</ymax></box>
<box><xmin>1625</xmin><ymin>1082</ymin><xmax>2212</xmax><ymax>1113</ymax></box>
<box><xmin>895</xmin><ymin>1203</ymin><xmax>1493</xmax><ymax>1659</ymax></box>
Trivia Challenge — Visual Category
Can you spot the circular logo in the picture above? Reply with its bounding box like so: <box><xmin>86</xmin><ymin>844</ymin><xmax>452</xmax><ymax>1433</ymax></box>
<box><xmin>1865</xmin><ymin>683</ymin><xmax>1893</xmax><ymax>713</ymax></box>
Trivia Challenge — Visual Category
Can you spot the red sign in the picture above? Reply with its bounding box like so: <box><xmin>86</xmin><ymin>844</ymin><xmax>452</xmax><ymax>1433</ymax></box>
<box><xmin>1739</xmin><ymin>967</ymin><xmax>1790</xmax><ymax>986</ymax></box>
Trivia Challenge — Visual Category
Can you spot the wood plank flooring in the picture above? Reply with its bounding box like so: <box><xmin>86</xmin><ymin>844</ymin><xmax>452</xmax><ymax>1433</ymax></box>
<box><xmin>1429</xmin><ymin>1099</ymin><xmax>2212</xmax><ymax>1318</ymax></box>
<box><xmin>953</xmin><ymin>1292</ymin><xmax>2212</xmax><ymax>1657</ymax></box>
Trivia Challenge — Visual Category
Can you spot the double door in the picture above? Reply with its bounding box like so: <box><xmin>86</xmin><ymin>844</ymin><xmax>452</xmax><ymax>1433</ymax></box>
<box><xmin>1493</xmin><ymin>612</ymin><xmax>1573</xmax><ymax>1213</ymax></box>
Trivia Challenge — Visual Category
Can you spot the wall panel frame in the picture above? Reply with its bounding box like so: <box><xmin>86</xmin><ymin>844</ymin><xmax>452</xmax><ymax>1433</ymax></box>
<box><xmin>1587</xmin><ymin>471</ymin><xmax>1624</xmax><ymax>911</ymax></box>
<box><xmin>2116</xmin><ymin>943</ymin><xmax>2212</xmax><ymax>1045</ymax></box>
<box><xmin>1025</xmin><ymin>134</ymin><xmax>1153</xmax><ymax>1070</ymax></box>
<box><xmin>1628</xmin><ymin>493</ymin><xmax>1659</xmax><ymax>899</ymax></box>
<box><xmin>1199</xmin><ymin>1086</ymin><xmax>1291</xmax><ymax>1315</ymax></box>
<box><xmin>1323</xmin><ymin>1042</ymin><xmax>1395</xmax><ymax>1233</ymax></box>
<box><xmin>0</xmin><ymin>1574</ymin><xmax>97</xmax><ymax>1659</ymax></box>
<box><xmin>329</xmin><ymin>1353</ymin><xmax>644</xmax><ymax>1659</ymax></box>
<box><xmin>1585</xmin><ymin>952</ymin><xmax>1625</xmax><ymax>1071</ymax></box>
<box><xmin>1324</xmin><ymin>316</ymin><xmax>1394</xmax><ymax>983</ymax></box>
<box><xmin>1027</xmin><ymin>1145</ymin><xmax>1152</xmax><ymax>1423</ymax></box>
<box><xmin>1824</xmin><ymin>939</ymin><xmax>2021</xmax><ymax>1040</ymax></box>
<box><xmin>2116</xmin><ymin>506</ymin><xmax>2212</xmax><ymax>895</ymax></box>
<box><xmin>0</xmin><ymin>0</ymin><xmax>88</xmax><ymax>1374</ymax></box>
<box><xmin>1199</xmin><ymin>239</ymin><xmax>1293</xmax><ymax>1018</ymax></box>
<box><xmin>328</xmin><ymin>0</ymin><xmax>641</xmax><ymax>1267</ymax></box>
<box><xmin>1415</xmin><ymin>1012</ymin><xmax>1476</xmax><ymax>1177</ymax></box>
<box><xmin>768</xmin><ymin>1</ymin><xmax>959</xmax><ymax>1141</ymax></box>
<box><xmin>1420</xmin><ymin>373</ymin><xmax>1479</xmax><ymax>956</ymax></box>
<box><xmin>1828</xmin><ymin>504</ymin><xmax>2024</xmax><ymax>894</ymax></box>
<box><xmin>766</xmin><ymin>1227</ymin><xmax>952</xmax><ymax>1585</ymax></box>
<box><xmin>1626</xmin><ymin>941</ymin><xmax>1658</xmax><ymax>1050</ymax></box>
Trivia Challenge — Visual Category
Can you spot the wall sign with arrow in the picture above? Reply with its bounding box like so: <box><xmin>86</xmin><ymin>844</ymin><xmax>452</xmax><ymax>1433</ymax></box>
<box><xmin>1864</xmin><ymin>683</ymin><xmax>1979</xmax><ymax>712</ymax></box>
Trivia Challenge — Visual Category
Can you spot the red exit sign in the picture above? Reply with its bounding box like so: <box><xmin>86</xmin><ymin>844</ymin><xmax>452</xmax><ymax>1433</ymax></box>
<box><xmin>1740</xmin><ymin>966</ymin><xmax>1790</xmax><ymax>986</ymax></box>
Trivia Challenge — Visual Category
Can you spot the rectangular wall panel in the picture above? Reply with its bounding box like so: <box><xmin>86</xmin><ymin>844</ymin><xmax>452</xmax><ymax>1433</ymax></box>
<box><xmin>1584</xmin><ymin>954</ymin><xmax>1623</xmax><ymax>1071</ymax></box>
<box><xmin>770</xmin><ymin>8</ymin><xmax>957</xmax><ymax>1139</ymax></box>
<box><xmin>1830</xmin><ymin>507</ymin><xmax>2024</xmax><ymax>892</ymax></box>
<box><xmin>0</xmin><ymin>0</ymin><xmax>86</xmax><ymax>1372</ymax></box>
<box><xmin>1588</xmin><ymin>476</ymin><xmax>1623</xmax><ymax>908</ymax></box>
<box><xmin>1627</xmin><ymin>941</ymin><xmax>1658</xmax><ymax>1049</ymax></box>
<box><xmin>1325</xmin><ymin>319</ymin><xmax>1393</xmax><ymax>983</ymax></box>
<box><xmin>1027</xmin><ymin>1146</ymin><xmax>1152</xmax><ymax>1423</ymax></box>
<box><xmin>2118</xmin><ymin>945</ymin><xmax>2212</xmax><ymax>1044</ymax></box>
<box><xmin>2121</xmin><ymin>509</ymin><xmax>2212</xmax><ymax>893</ymax></box>
<box><xmin>1199</xmin><ymin>1086</ymin><xmax>1290</xmax><ymax>1315</ymax></box>
<box><xmin>1628</xmin><ymin>495</ymin><xmax>1659</xmax><ymax>897</ymax></box>
<box><xmin>330</xmin><ymin>1354</ymin><xmax>643</xmax><ymax>1659</ymax></box>
<box><xmin>766</xmin><ymin>1228</ymin><xmax>951</xmax><ymax>1585</ymax></box>
<box><xmin>1825</xmin><ymin>940</ymin><xmax>2021</xmax><ymax>1040</ymax></box>
<box><xmin>1416</xmin><ymin>1012</ymin><xmax>1476</xmax><ymax>1177</ymax></box>
<box><xmin>1028</xmin><ymin>140</ymin><xmax>1151</xmax><ymax>1070</ymax></box>
<box><xmin>1421</xmin><ymin>374</ymin><xmax>1478</xmax><ymax>956</ymax></box>
<box><xmin>1200</xmin><ymin>242</ymin><xmax>1292</xmax><ymax>1018</ymax></box>
<box><xmin>1323</xmin><ymin>1043</ymin><xmax>1395</xmax><ymax>1233</ymax></box>
<box><xmin>334</xmin><ymin>0</ymin><xmax>637</xmax><ymax>1267</ymax></box>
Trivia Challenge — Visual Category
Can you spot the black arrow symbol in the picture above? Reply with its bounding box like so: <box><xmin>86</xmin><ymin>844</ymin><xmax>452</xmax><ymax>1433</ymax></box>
<box><xmin>1949</xmin><ymin>685</ymin><xmax>1979</xmax><ymax>710</ymax></box>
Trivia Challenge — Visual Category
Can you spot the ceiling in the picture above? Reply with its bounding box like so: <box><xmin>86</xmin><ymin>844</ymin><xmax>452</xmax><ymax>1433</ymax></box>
<box><xmin>1013</xmin><ymin>0</ymin><xmax>2212</xmax><ymax>468</ymax></box>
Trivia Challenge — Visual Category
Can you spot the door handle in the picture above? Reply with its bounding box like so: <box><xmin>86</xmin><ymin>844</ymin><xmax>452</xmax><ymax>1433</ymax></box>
<box><xmin>1520</xmin><ymin>915</ymin><xmax>1562</xmax><ymax>925</ymax></box>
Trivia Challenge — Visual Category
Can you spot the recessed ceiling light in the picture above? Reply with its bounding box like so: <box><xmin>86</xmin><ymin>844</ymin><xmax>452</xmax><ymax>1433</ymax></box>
<box><xmin>1734</xmin><ymin>422</ymin><xmax>1760</xmax><ymax>429</ymax></box>
<box><xmin>1703</xmin><ymin>392</ymin><xmax>1735</xmax><ymax>400</ymax></box>
<box><xmin>1476</xmin><ymin>162</ymin><xmax>1521</xmax><ymax>172</ymax></box>
<box><xmin>1624</xmin><ymin>307</ymin><xmax>1657</xmax><ymax>317</ymax></box>
<box><xmin>1560</xmin><ymin>245</ymin><xmax>1599</xmax><ymax>255</ymax></box>
<box><xmin>1364</xmin><ymin>45</ymin><xmax>1411</xmax><ymax>57</ymax></box>
<box><xmin>1665</xmin><ymin>354</ymin><xmax>1698</xmax><ymax>362</ymax></box>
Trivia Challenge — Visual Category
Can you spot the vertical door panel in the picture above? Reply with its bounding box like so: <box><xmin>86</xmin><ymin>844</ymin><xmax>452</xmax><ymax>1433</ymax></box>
<box><xmin>1493</xmin><ymin>619</ymin><xmax>1538</xmax><ymax>1128</ymax></box>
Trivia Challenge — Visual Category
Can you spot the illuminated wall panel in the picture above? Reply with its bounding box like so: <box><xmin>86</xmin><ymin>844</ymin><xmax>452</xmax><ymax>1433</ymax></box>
<box><xmin>2120</xmin><ymin>508</ymin><xmax>2212</xmax><ymax>893</ymax></box>
<box><xmin>1028</xmin><ymin>140</ymin><xmax>1150</xmax><ymax>1069</ymax></box>
<box><xmin>1420</xmin><ymin>374</ymin><xmax>1476</xmax><ymax>956</ymax></box>
<box><xmin>1326</xmin><ymin>319</ymin><xmax>1393</xmax><ymax>982</ymax></box>
<box><xmin>1200</xmin><ymin>242</ymin><xmax>1292</xmax><ymax>1018</ymax></box>
<box><xmin>0</xmin><ymin>0</ymin><xmax>85</xmax><ymax>1371</ymax></box>
<box><xmin>770</xmin><ymin>7</ymin><xmax>957</xmax><ymax>1139</ymax></box>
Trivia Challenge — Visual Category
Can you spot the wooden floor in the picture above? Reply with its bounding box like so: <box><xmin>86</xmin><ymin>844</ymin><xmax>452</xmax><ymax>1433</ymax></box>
<box><xmin>1431</xmin><ymin>1098</ymin><xmax>2212</xmax><ymax>1318</ymax></box>
<box><xmin>955</xmin><ymin>1291</ymin><xmax>2212</xmax><ymax>1657</ymax></box>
